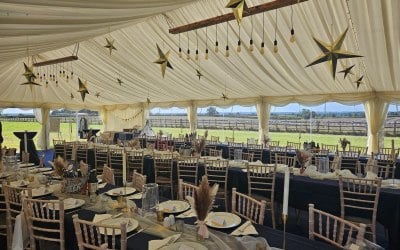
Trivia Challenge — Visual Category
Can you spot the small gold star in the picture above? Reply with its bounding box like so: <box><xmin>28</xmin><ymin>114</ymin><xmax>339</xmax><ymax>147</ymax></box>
<box><xmin>20</xmin><ymin>79</ymin><xmax>41</xmax><ymax>86</ymax></box>
<box><xmin>338</xmin><ymin>64</ymin><xmax>355</xmax><ymax>79</ymax></box>
<box><xmin>305</xmin><ymin>28</ymin><xmax>362</xmax><ymax>79</ymax></box>
<box><xmin>153</xmin><ymin>43</ymin><xmax>173</xmax><ymax>78</ymax></box>
<box><xmin>225</xmin><ymin>0</ymin><xmax>248</xmax><ymax>25</ymax></box>
<box><xmin>354</xmin><ymin>75</ymin><xmax>364</xmax><ymax>89</ymax></box>
<box><xmin>95</xmin><ymin>92</ymin><xmax>100</xmax><ymax>98</ymax></box>
<box><xmin>78</xmin><ymin>78</ymin><xmax>89</xmax><ymax>102</ymax></box>
<box><xmin>221</xmin><ymin>93</ymin><xmax>229</xmax><ymax>101</ymax></box>
<box><xmin>146</xmin><ymin>97</ymin><xmax>151</xmax><ymax>105</ymax></box>
<box><xmin>104</xmin><ymin>38</ymin><xmax>117</xmax><ymax>55</ymax></box>
<box><xmin>70</xmin><ymin>93</ymin><xmax>74</xmax><ymax>99</ymax></box>
<box><xmin>117</xmin><ymin>78</ymin><xmax>123</xmax><ymax>86</ymax></box>
<box><xmin>196</xmin><ymin>69</ymin><xmax>203</xmax><ymax>80</ymax></box>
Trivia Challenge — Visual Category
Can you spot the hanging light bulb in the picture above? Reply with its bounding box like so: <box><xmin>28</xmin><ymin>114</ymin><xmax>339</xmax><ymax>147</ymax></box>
<box><xmin>215</xmin><ymin>41</ymin><xmax>219</xmax><ymax>53</ymax></box>
<box><xmin>249</xmin><ymin>39</ymin><xmax>254</xmax><ymax>52</ymax></box>
<box><xmin>43</xmin><ymin>73</ymin><xmax>46</xmax><ymax>79</ymax></box>
<box><xmin>290</xmin><ymin>28</ymin><xmax>296</xmax><ymax>43</ymax></box>
<box><xmin>195</xmin><ymin>49</ymin><xmax>199</xmax><ymax>61</ymax></box>
<box><xmin>71</xmin><ymin>71</ymin><xmax>74</xmax><ymax>79</ymax></box>
<box><xmin>66</xmin><ymin>75</ymin><xmax>69</xmax><ymax>83</ymax></box>
<box><xmin>56</xmin><ymin>80</ymin><xmax>58</xmax><ymax>87</ymax></box>
<box><xmin>260</xmin><ymin>42</ymin><xmax>265</xmax><ymax>55</ymax></box>
<box><xmin>237</xmin><ymin>40</ymin><xmax>241</xmax><ymax>53</ymax></box>
<box><xmin>179</xmin><ymin>47</ymin><xmax>182</xmax><ymax>58</ymax></box>
<box><xmin>62</xmin><ymin>70</ymin><xmax>65</xmax><ymax>77</ymax></box>
<box><xmin>45</xmin><ymin>80</ymin><xmax>48</xmax><ymax>87</ymax></box>
<box><xmin>225</xmin><ymin>45</ymin><xmax>230</xmax><ymax>57</ymax></box>
<box><xmin>186</xmin><ymin>49</ymin><xmax>190</xmax><ymax>60</ymax></box>
<box><xmin>273</xmin><ymin>40</ymin><xmax>278</xmax><ymax>53</ymax></box>
<box><xmin>215</xmin><ymin>25</ymin><xmax>219</xmax><ymax>53</ymax></box>
<box><xmin>205</xmin><ymin>48</ymin><xmax>209</xmax><ymax>60</ymax></box>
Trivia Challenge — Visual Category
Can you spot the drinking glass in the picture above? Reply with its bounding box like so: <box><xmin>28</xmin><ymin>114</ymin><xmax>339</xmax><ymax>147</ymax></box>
<box><xmin>142</xmin><ymin>183</ymin><xmax>159</xmax><ymax>217</ymax></box>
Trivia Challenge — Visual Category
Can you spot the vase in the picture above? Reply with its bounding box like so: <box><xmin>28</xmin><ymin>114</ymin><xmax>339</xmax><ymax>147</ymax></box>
<box><xmin>196</xmin><ymin>220</ymin><xmax>209</xmax><ymax>241</ymax></box>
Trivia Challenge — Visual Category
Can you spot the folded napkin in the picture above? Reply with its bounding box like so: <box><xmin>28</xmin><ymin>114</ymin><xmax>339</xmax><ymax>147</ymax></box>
<box><xmin>93</xmin><ymin>214</ymin><xmax>112</xmax><ymax>223</ymax></box>
<box><xmin>230</xmin><ymin>221</ymin><xmax>258</xmax><ymax>236</ymax></box>
<box><xmin>148</xmin><ymin>234</ymin><xmax>181</xmax><ymax>250</ymax></box>
<box><xmin>176</xmin><ymin>209</ymin><xmax>196</xmax><ymax>218</ymax></box>
<box><xmin>162</xmin><ymin>203</ymin><xmax>177</xmax><ymax>212</ymax></box>
<box><xmin>98</xmin><ymin>182</ymin><xmax>107</xmax><ymax>189</ymax></box>
<box><xmin>210</xmin><ymin>216</ymin><xmax>226</xmax><ymax>227</ymax></box>
<box><xmin>365</xmin><ymin>171</ymin><xmax>378</xmax><ymax>180</ymax></box>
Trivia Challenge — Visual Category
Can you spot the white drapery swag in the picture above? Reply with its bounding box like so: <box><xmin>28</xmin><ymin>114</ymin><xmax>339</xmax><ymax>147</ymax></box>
<box><xmin>34</xmin><ymin>107</ymin><xmax>50</xmax><ymax>150</ymax></box>
<box><xmin>364</xmin><ymin>98</ymin><xmax>389</xmax><ymax>154</ymax></box>
<box><xmin>103</xmin><ymin>105</ymin><xmax>148</xmax><ymax>132</ymax></box>
<box><xmin>256</xmin><ymin>99</ymin><xmax>271</xmax><ymax>143</ymax></box>
<box><xmin>187</xmin><ymin>102</ymin><xmax>197</xmax><ymax>133</ymax></box>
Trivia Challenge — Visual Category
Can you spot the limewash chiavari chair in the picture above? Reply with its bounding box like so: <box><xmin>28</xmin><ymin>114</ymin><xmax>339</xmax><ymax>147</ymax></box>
<box><xmin>308</xmin><ymin>204</ymin><xmax>366</xmax><ymax>248</ymax></box>
<box><xmin>321</xmin><ymin>144</ymin><xmax>339</xmax><ymax>154</ymax></box>
<box><xmin>268</xmin><ymin>140</ymin><xmax>280</xmax><ymax>147</ymax></box>
<box><xmin>3</xmin><ymin>183</ymin><xmax>32</xmax><ymax>250</ymax></box>
<box><xmin>205</xmin><ymin>159</ymin><xmax>229</xmax><ymax>211</ymax></box>
<box><xmin>373</xmin><ymin>153</ymin><xmax>397</xmax><ymax>179</ymax></box>
<box><xmin>338</xmin><ymin>151</ymin><xmax>361</xmax><ymax>175</ymax></box>
<box><xmin>173</xmin><ymin>137</ymin><xmax>186</xmax><ymax>150</ymax></box>
<box><xmin>132</xmin><ymin>170</ymin><xmax>146</xmax><ymax>192</ymax></box>
<box><xmin>154</xmin><ymin>153</ymin><xmax>174</xmax><ymax>199</ymax></box>
<box><xmin>126</xmin><ymin>150</ymin><xmax>144</xmax><ymax>182</ymax></box>
<box><xmin>72</xmin><ymin>214</ymin><xmax>127</xmax><ymax>250</ymax></box>
<box><xmin>210</xmin><ymin>135</ymin><xmax>219</xmax><ymax>143</ymax></box>
<box><xmin>274</xmin><ymin>154</ymin><xmax>296</xmax><ymax>168</ymax></box>
<box><xmin>247</xmin><ymin>164</ymin><xmax>277</xmax><ymax>228</ymax></box>
<box><xmin>64</xmin><ymin>141</ymin><xmax>75</xmax><ymax>162</ymax></box>
<box><xmin>339</xmin><ymin>176</ymin><xmax>382</xmax><ymax>243</ymax></box>
<box><xmin>177</xmin><ymin>156</ymin><xmax>199</xmax><ymax>185</ymax></box>
<box><xmin>204</xmin><ymin>144</ymin><xmax>217</xmax><ymax>156</ymax></box>
<box><xmin>269</xmin><ymin>146</ymin><xmax>287</xmax><ymax>164</ymax></box>
<box><xmin>178</xmin><ymin>179</ymin><xmax>198</xmax><ymax>201</ymax></box>
<box><xmin>349</xmin><ymin>145</ymin><xmax>368</xmax><ymax>156</ymax></box>
<box><xmin>231</xmin><ymin>188</ymin><xmax>267</xmax><ymax>225</ymax></box>
<box><xmin>24</xmin><ymin>198</ymin><xmax>65</xmax><ymax>250</ymax></box>
<box><xmin>378</xmin><ymin>147</ymin><xmax>399</xmax><ymax>155</ymax></box>
<box><xmin>228</xmin><ymin>142</ymin><xmax>244</xmax><ymax>160</ymax></box>
<box><xmin>101</xmin><ymin>166</ymin><xmax>115</xmax><ymax>185</ymax></box>
<box><xmin>53</xmin><ymin>139</ymin><xmax>66</xmax><ymax>160</ymax></box>
<box><xmin>247</xmin><ymin>138</ymin><xmax>259</xmax><ymax>145</ymax></box>
<box><xmin>208</xmin><ymin>148</ymin><xmax>222</xmax><ymax>158</ymax></box>
<box><xmin>225</xmin><ymin>137</ymin><xmax>234</xmax><ymax>143</ymax></box>
<box><xmin>0</xmin><ymin>185</ymin><xmax>7</xmax><ymax>239</ymax></box>
<box><xmin>364</xmin><ymin>163</ymin><xmax>390</xmax><ymax>179</ymax></box>
<box><xmin>108</xmin><ymin>147</ymin><xmax>124</xmax><ymax>186</ymax></box>
<box><xmin>247</xmin><ymin>144</ymin><xmax>263</xmax><ymax>162</ymax></box>
<box><xmin>75</xmin><ymin>142</ymin><xmax>88</xmax><ymax>164</ymax></box>
<box><xmin>242</xmin><ymin>152</ymin><xmax>254</xmax><ymax>162</ymax></box>
<box><xmin>94</xmin><ymin>144</ymin><xmax>109</xmax><ymax>174</ymax></box>
<box><xmin>286</xmin><ymin>141</ymin><xmax>301</xmax><ymax>151</ymax></box>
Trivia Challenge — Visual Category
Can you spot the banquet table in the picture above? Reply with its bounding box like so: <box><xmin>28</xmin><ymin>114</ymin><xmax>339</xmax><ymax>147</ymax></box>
<box><xmin>59</xmin><ymin>184</ymin><xmax>336</xmax><ymax>250</ymax></box>
<box><xmin>13</xmin><ymin>131</ymin><xmax>39</xmax><ymax>165</ymax></box>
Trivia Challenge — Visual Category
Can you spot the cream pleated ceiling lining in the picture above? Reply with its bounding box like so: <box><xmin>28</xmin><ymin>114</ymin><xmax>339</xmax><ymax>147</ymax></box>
<box><xmin>0</xmin><ymin>0</ymin><xmax>399</xmax><ymax>110</ymax></box>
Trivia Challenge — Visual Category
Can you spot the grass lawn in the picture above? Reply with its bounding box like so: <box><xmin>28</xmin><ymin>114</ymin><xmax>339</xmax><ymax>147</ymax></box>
<box><xmin>1</xmin><ymin>121</ymin><xmax>398</xmax><ymax>151</ymax></box>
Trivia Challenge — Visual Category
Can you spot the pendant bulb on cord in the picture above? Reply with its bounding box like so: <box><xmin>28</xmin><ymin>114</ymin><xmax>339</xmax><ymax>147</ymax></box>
<box><xmin>178</xmin><ymin>33</ymin><xmax>182</xmax><ymax>58</ymax></box>
<box><xmin>225</xmin><ymin>22</ymin><xmax>229</xmax><ymax>57</ymax></box>
<box><xmin>215</xmin><ymin>25</ymin><xmax>219</xmax><ymax>53</ymax></box>
<box><xmin>195</xmin><ymin>30</ymin><xmax>199</xmax><ymax>61</ymax></box>
<box><xmin>249</xmin><ymin>16</ymin><xmax>254</xmax><ymax>52</ymax></box>
<box><xmin>273</xmin><ymin>9</ymin><xmax>279</xmax><ymax>53</ymax></box>
<box><xmin>237</xmin><ymin>26</ymin><xmax>241</xmax><ymax>53</ymax></box>
<box><xmin>290</xmin><ymin>5</ymin><xmax>296</xmax><ymax>43</ymax></box>
<box><xmin>186</xmin><ymin>32</ymin><xmax>190</xmax><ymax>60</ymax></box>
<box><xmin>205</xmin><ymin>27</ymin><xmax>209</xmax><ymax>60</ymax></box>
<box><xmin>260</xmin><ymin>13</ymin><xmax>265</xmax><ymax>54</ymax></box>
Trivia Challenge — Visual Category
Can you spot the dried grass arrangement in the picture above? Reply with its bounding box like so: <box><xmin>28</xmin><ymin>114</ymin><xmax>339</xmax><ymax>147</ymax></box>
<box><xmin>193</xmin><ymin>130</ymin><xmax>208</xmax><ymax>154</ymax></box>
<box><xmin>51</xmin><ymin>155</ymin><xmax>69</xmax><ymax>177</ymax></box>
<box><xmin>263</xmin><ymin>134</ymin><xmax>270</xmax><ymax>147</ymax></box>
<box><xmin>339</xmin><ymin>138</ymin><xmax>351</xmax><ymax>151</ymax></box>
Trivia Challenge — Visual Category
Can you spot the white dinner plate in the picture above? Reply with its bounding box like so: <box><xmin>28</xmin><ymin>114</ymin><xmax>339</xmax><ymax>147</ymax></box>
<box><xmin>206</xmin><ymin>212</ymin><xmax>241</xmax><ymax>229</ymax></box>
<box><xmin>159</xmin><ymin>200</ymin><xmax>190</xmax><ymax>213</ymax></box>
<box><xmin>46</xmin><ymin>198</ymin><xmax>85</xmax><ymax>211</ymax></box>
<box><xmin>18</xmin><ymin>163</ymin><xmax>35</xmax><ymax>168</ymax></box>
<box><xmin>106</xmin><ymin>187</ymin><xmax>136</xmax><ymax>196</ymax></box>
<box><xmin>126</xmin><ymin>192</ymin><xmax>142</xmax><ymax>200</ymax></box>
<box><xmin>23</xmin><ymin>186</ymin><xmax>53</xmax><ymax>198</ymax></box>
<box><xmin>98</xmin><ymin>217</ymin><xmax>139</xmax><ymax>235</ymax></box>
<box><xmin>29</xmin><ymin>167</ymin><xmax>53</xmax><ymax>173</ymax></box>
<box><xmin>9</xmin><ymin>180</ymin><xmax>29</xmax><ymax>187</ymax></box>
<box><xmin>159</xmin><ymin>242</ymin><xmax>207</xmax><ymax>250</ymax></box>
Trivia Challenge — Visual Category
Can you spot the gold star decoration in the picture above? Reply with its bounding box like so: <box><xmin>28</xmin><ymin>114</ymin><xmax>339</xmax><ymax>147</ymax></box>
<box><xmin>70</xmin><ymin>93</ymin><xmax>74</xmax><ymax>100</ymax></box>
<box><xmin>196</xmin><ymin>69</ymin><xmax>203</xmax><ymax>80</ymax></box>
<box><xmin>22</xmin><ymin>63</ymin><xmax>36</xmax><ymax>81</ymax></box>
<box><xmin>20</xmin><ymin>79</ymin><xmax>41</xmax><ymax>86</ymax></box>
<box><xmin>153</xmin><ymin>43</ymin><xmax>173</xmax><ymax>78</ymax></box>
<box><xmin>95</xmin><ymin>92</ymin><xmax>100</xmax><ymax>98</ymax></box>
<box><xmin>221</xmin><ymin>92</ymin><xmax>229</xmax><ymax>101</ymax></box>
<box><xmin>305</xmin><ymin>28</ymin><xmax>362</xmax><ymax>79</ymax></box>
<box><xmin>146</xmin><ymin>97</ymin><xmax>151</xmax><ymax>105</ymax></box>
<box><xmin>117</xmin><ymin>78</ymin><xmax>123</xmax><ymax>86</ymax></box>
<box><xmin>78</xmin><ymin>78</ymin><xmax>89</xmax><ymax>102</ymax></box>
<box><xmin>338</xmin><ymin>64</ymin><xmax>355</xmax><ymax>79</ymax></box>
<box><xmin>225</xmin><ymin>0</ymin><xmax>248</xmax><ymax>25</ymax></box>
<box><xmin>104</xmin><ymin>38</ymin><xmax>117</xmax><ymax>55</ymax></box>
<box><xmin>354</xmin><ymin>75</ymin><xmax>364</xmax><ymax>89</ymax></box>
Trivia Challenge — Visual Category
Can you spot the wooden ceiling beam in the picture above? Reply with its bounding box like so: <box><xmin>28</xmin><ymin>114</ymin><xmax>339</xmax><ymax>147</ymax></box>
<box><xmin>33</xmin><ymin>55</ymin><xmax>78</xmax><ymax>67</ymax></box>
<box><xmin>169</xmin><ymin>0</ymin><xmax>308</xmax><ymax>34</ymax></box>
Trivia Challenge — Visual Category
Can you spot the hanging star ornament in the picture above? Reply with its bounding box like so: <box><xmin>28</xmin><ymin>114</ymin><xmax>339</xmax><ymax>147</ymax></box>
<box><xmin>354</xmin><ymin>75</ymin><xmax>364</xmax><ymax>89</ymax></box>
<box><xmin>104</xmin><ymin>38</ymin><xmax>117</xmax><ymax>55</ymax></box>
<box><xmin>196</xmin><ymin>69</ymin><xmax>203</xmax><ymax>80</ymax></box>
<box><xmin>70</xmin><ymin>93</ymin><xmax>74</xmax><ymax>100</ymax></box>
<box><xmin>221</xmin><ymin>92</ymin><xmax>229</xmax><ymax>101</ymax></box>
<box><xmin>117</xmin><ymin>78</ymin><xmax>123</xmax><ymax>86</ymax></box>
<box><xmin>146</xmin><ymin>97</ymin><xmax>151</xmax><ymax>105</ymax></box>
<box><xmin>77</xmin><ymin>78</ymin><xmax>89</xmax><ymax>102</ymax></box>
<box><xmin>22</xmin><ymin>62</ymin><xmax>36</xmax><ymax>81</ymax></box>
<box><xmin>338</xmin><ymin>64</ymin><xmax>355</xmax><ymax>79</ymax></box>
<box><xmin>95</xmin><ymin>92</ymin><xmax>100</xmax><ymax>98</ymax></box>
<box><xmin>20</xmin><ymin>79</ymin><xmax>41</xmax><ymax>87</ymax></box>
<box><xmin>153</xmin><ymin>43</ymin><xmax>173</xmax><ymax>78</ymax></box>
<box><xmin>225</xmin><ymin>0</ymin><xmax>248</xmax><ymax>25</ymax></box>
<box><xmin>305</xmin><ymin>28</ymin><xmax>362</xmax><ymax>80</ymax></box>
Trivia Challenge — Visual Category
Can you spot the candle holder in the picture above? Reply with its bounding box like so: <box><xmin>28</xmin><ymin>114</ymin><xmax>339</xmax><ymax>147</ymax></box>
<box><xmin>282</xmin><ymin>214</ymin><xmax>288</xmax><ymax>250</ymax></box>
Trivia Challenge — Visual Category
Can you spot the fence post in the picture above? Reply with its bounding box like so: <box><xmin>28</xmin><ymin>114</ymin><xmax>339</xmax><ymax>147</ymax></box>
<box><xmin>394</xmin><ymin>121</ymin><xmax>397</xmax><ymax>136</ymax></box>
<box><xmin>339</xmin><ymin>121</ymin><xmax>342</xmax><ymax>133</ymax></box>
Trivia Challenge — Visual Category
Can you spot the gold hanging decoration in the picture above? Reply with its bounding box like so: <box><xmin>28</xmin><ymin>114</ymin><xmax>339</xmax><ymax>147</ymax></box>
<box><xmin>225</xmin><ymin>0</ymin><xmax>248</xmax><ymax>25</ymax></box>
<box><xmin>338</xmin><ymin>64</ymin><xmax>355</xmax><ymax>79</ymax></box>
<box><xmin>104</xmin><ymin>38</ymin><xmax>117</xmax><ymax>55</ymax></box>
<box><xmin>153</xmin><ymin>43</ymin><xmax>173</xmax><ymax>78</ymax></box>
<box><xmin>77</xmin><ymin>78</ymin><xmax>89</xmax><ymax>102</ymax></box>
<box><xmin>354</xmin><ymin>75</ymin><xmax>364</xmax><ymax>89</ymax></box>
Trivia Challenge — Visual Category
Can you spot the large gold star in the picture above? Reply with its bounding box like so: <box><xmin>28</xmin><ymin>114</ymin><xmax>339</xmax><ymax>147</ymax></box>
<box><xmin>78</xmin><ymin>78</ymin><xmax>89</xmax><ymax>102</ymax></box>
<box><xmin>225</xmin><ymin>0</ymin><xmax>248</xmax><ymax>25</ymax></box>
<box><xmin>22</xmin><ymin>62</ymin><xmax>36</xmax><ymax>81</ymax></box>
<box><xmin>20</xmin><ymin>79</ymin><xmax>41</xmax><ymax>86</ymax></box>
<box><xmin>305</xmin><ymin>28</ymin><xmax>362</xmax><ymax>79</ymax></box>
<box><xmin>354</xmin><ymin>75</ymin><xmax>364</xmax><ymax>89</ymax></box>
<box><xmin>338</xmin><ymin>64</ymin><xmax>355</xmax><ymax>79</ymax></box>
<box><xmin>153</xmin><ymin>43</ymin><xmax>173</xmax><ymax>78</ymax></box>
<box><xmin>104</xmin><ymin>38</ymin><xmax>117</xmax><ymax>55</ymax></box>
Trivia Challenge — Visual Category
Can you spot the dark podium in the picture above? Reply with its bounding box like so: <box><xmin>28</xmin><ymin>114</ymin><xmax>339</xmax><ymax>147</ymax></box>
<box><xmin>13</xmin><ymin>131</ymin><xmax>40</xmax><ymax>165</ymax></box>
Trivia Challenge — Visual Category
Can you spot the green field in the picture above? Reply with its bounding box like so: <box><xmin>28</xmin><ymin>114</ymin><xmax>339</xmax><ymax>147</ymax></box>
<box><xmin>1</xmin><ymin>121</ymin><xmax>399</xmax><ymax>151</ymax></box>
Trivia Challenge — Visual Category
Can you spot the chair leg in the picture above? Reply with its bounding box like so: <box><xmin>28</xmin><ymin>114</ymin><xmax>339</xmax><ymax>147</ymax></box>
<box><xmin>295</xmin><ymin>209</ymin><xmax>301</xmax><ymax>225</ymax></box>
<box><xmin>271</xmin><ymin>207</ymin><xmax>276</xmax><ymax>229</ymax></box>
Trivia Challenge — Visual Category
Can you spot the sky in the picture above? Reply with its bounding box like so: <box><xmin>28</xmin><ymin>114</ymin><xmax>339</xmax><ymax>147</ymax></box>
<box><xmin>1</xmin><ymin>102</ymin><xmax>399</xmax><ymax>115</ymax></box>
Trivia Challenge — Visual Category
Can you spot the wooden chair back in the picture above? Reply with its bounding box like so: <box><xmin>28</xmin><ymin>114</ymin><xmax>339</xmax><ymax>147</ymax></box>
<box><xmin>132</xmin><ymin>170</ymin><xmax>147</xmax><ymax>192</ymax></box>
<box><xmin>321</xmin><ymin>144</ymin><xmax>338</xmax><ymax>154</ymax></box>
<box><xmin>274</xmin><ymin>154</ymin><xmax>296</xmax><ymax>167</ymax></box>
<box><xmin>225</xmin><ymin>137</ymin><xmax>234</xmax><ymax>143</ymax></box>
<box><xmin>309</xmin><ymin>204</ymin><xmax>366</xmax><ymax>248</ymax></box>
<box><xmin>3</xmin><ymin>183</ymin><xmax>32</xmax><ymax>250</ymax></box>
<box><xmin>210</xmin><ymin>136</ymin><xmax>219</xmax><ymax>143</ymax></box>
<box><xmin>339</xmin><ymin>176</ymin><xmax>382</xmax><ymax>242</ymax></box>
<box><xmin>378</xmin><ymin>147</ymin><xmax>399</xmax><ymax>155</ymax></box>
<box><xmin>75</xmin><ymin>142</ymin><xmax>88</xmax><ymax>164</ymax></box>
<box><xmin>228</xmin><ymin>142</ymin><xmax>244</xmax><ymax>160</ymax></box>
<box><xmin>269</xmin><ymin>146</ymin><xmax>287</xmax><ymax>164</ymax></box>
<box><xmin>126</xmin><ymin>150</ymin><xmax>144</xmax><ymax>182</ymax></box>
<box><xmin>0</xmin><ymin>185</ymin><xmax>7</xmax><ymax>238</ymax></box>
<box><xmin>53</xmin><ymin>139</ymin><xmax>66</xmax><ymax>160</ymax></box>
<box><xmin>178</xmin><ymin>179</ymin><xmax>198</xmax><ymax>200</ymax></box>
<box><xmin>373</xmin><ymin>153</ymin><xmax>397</xmax><ymax>179</ymax></box>
<box><xmin>64</xmin><ymin>141</ymin><xmax>75</xmax><ymax>162</ymax></box>
<box><xmin>208</xmin><ymin>148</ymin><xmax>222</xmax><ymax>158</ymax></box>
<box><xmin>108</xmin><ymin>147</ymin><xmax>124</xmax><ymax>186</ymax></box>
<box><xmin>24</xmin><ymin>198</ymin><xmax>65</xmax><ymax>250</ymax></box>
<box><xmin>154</xmin><ymin>153</ymin><xmax>174</xmax><ymax>199</ymax></box>
<box><xmin>338</xmin><ymin>152</ymin><xmax>361</xmax><ymax>175</ymax></box>
<box><xmin>242</xmin><ymin>152</ymin><xmax>254</xmax><ymax>162</ymax></box>
<box><xmin>268</xmin><ymin>140</ymin><xmax>280</xmax><ymax>147</ymax></box>
<box><xmin>177</xmin><ymin>156</ymin><xmax>199</xmax><ymax>185</ymax></box>
<box><xmin>247</xmin><ymin>164</ymin><xmax>277</xmax><ymax>228</ymax></box>
<box><xmin>247</xmin><ymin>147</ymin><xmax>263</xmax><ymax>162</ymax></box>
<box><xmin>72</xmin><ymin>214</ymin><xmax>127</xmax><ymax>250</ymax></box>
<box><xmin>349</xmin><ymin>146</ymin><xmax>368</xmax><ymax>155</ymax></box>
<box><xmin>365</xmin><ymin>163</ymin><xmax>390</xmax><ymax>179</ymax></box>
<box><xmin>287</xmin><ymin>141</ymin><xmax>301</xmax><ymax>151</ymax></box>
<box><xmin>205</xmin><ymin>159</ymin><xmax>229</xmax><ymax>211</ymax></box>
<box><xmin>101</xmin><ymin>166</ymin><xmax>115</xmax><ymax>185</ymax></box>
<box><xmin>94</xmin><ymin>144</ymin><xmax>109</xmax><ymax>174</ymax></box>
<box><xmin>247</xmin><ymin>138</ymin><xmax>259</xmax><ymax>145</ymax></box>
<box><xmin>232</xmin><ymin>188</ymin><xmax>266</xmax><ymax>225</ymax></box>
<box><xmin>204</xmin><ymin>144</ymin><xmax>216</xmax><ymax>156</ymax></box>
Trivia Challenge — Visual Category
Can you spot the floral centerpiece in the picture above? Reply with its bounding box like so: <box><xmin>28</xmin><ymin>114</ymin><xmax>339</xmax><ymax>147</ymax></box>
<box><xmin>339</xmin><ymin>138</ymin><xmax>350</xmax><ymax>151</ymax></box>
<box><xmin>263</xmin><ymin>134</ymin><xmax>270</xmax><ymax>148</ymax></box>
<box><xmin>50</xmin><ymin>156</ymin><xmax>87</xmax><ymax>193</ymax></box>
<box><xmin>192</xmin><ymin>130</ymin><xmax>208</xmax><ymax>156</ymax></box>
<box><xmin>51</xmin><ymin>155</ymin><xmax>69</xmax><ymax>177</ymax></box>
<box><xmin>296</xmin><ymin>149</ymin><xmax>311</xmax><ymax>174</ymax></box>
